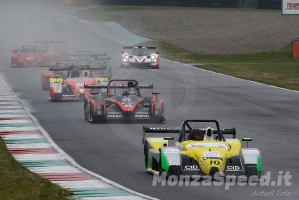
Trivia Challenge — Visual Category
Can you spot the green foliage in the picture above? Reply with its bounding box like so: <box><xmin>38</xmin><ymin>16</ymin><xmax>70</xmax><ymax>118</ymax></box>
<box><xmin>70</xmin><ymin>5</ymin><xmax>299</xmax><ymax>89</ymax></box>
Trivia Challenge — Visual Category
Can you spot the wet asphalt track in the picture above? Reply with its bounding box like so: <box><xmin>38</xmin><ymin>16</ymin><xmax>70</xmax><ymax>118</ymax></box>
<box><xmin>0</xmin><ymin>3</ymin><xmax>298</xmax><ymax>200</ymax></box>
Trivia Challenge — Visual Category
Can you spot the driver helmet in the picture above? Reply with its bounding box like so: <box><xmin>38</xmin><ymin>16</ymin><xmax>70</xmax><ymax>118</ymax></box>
<box><xmin>126</xmin><ymin>87</ymin><xmax>137</xmax><ymax>95</ymax></box>
<box><xmin>71</xmin><ymin>69</ymin><xmax>80</xmax><ymax>78</ymax></box>
<box><xmin>189</xmin><ymin>129</ymin><xmax>204</xmax><ymax>141</ymax></box>
<box><xmin>205</xmin><ymin>127</ymin><xmax>213</xmax><ymax>140</ymax></box>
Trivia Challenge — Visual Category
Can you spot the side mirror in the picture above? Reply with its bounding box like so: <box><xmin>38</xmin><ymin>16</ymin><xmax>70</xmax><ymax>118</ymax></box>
<box><xmin>152</xmin><ymin>91</ymin><xmax>160</xmax><ymax>100</ymax></box>
<box><xmin>91</xmin><ymin>92</ymin><xmax>99</xmax><ymax>100</ymax></box>
<box><xmin>242</xmin><ymin>137</ymin><xmax>252</xmax><ymax>148</ymax></box>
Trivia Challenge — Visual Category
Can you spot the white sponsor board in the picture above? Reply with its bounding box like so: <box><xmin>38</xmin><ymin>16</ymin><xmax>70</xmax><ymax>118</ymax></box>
<box><xmin>186</xmin><ymin>143</ymin><xmax>228</xmax><ymax>150</ymax></box>
<box><xmin>282</xmin><ymin>0</ymin><xmax>299</xmax><ymax>14</ymax></box>
<box><xmin>163</xmin><ymin>148</ymin><xmax>179</xmax><ymax>153</ymax></box>
<box><xmin>203</xmin><ymin>151</ymin><xmax>220</xmax><ymax>158</ymax></box>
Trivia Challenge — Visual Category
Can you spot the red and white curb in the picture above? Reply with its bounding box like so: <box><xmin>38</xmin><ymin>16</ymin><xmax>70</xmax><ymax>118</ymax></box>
<box><xmin>0</xmin><ymin>77</ymin><xmax>157</xmax><ymax>200</ymax></box>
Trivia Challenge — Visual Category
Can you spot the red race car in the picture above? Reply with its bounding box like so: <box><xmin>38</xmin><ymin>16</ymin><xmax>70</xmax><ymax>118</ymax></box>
<box><xmin>11</xmin><ymin>45</ymin><xmax>49</xmax><ymax>68</ymax></box>
<box><xmin>34</xmin><ymin>40</ymin><xmax>68</xmax><ymax>62</ymax></box>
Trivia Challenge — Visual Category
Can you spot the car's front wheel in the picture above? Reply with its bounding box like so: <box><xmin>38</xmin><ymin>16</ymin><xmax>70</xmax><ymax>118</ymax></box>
<box><xmin>85</xmin><ymin>104</ymin><xmax>94</xmax><ymax>122</ymax></box>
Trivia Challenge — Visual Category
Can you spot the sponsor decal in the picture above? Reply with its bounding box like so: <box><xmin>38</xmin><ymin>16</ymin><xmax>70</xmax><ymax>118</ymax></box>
<box><xmin>282</xmin><ymin>0</ymin><xmax>299</xmax><ymax>14</ymax></box>
<box><xmin>135</xmin><ymin>114</ymin><xmax>150</xmax><ymax>118</ymax></box>
<box><xmin>203</xmin><ymin>157</ymin><xmax>223</xmax><ymax>161</ymax></box>
<box><xmin>76</xmin><ymin>83</ymin><xmax>84</xmax><ymax>87</ymax></box>
<box><xmin>184</xmin><ymin>165</ymin><xmax>200</xmax><ymax>171</ymax></box>
<box><xmin>242</xmin><ymin>149</ymin><xmax>259</xmax><ymax>154</ymax></box>
<box><xmin>226</xmin><ymin>139</ymin><xmax>239</xmax><ymax>144</ymax></box>
<box><xmin>204</xmin><ymin>151</ymin><xmax>220</xmax><ymax>158</ymax></box>
<box><xmin>124</xmin><ymin>104</ymin><xmax>132</xmax><ymax>108</ymax></box>
<box><xmin>122</xmin><ymin>97</ymin><xmax>131</xmax><ymax>102</ymax></box>
<box><xmin>163</xmin><ymin>148</ymin><xmax>179</xmax><ymax>153</ymax></box>
<box><xmin>136</xmin><ymin>112</ymin><xmax>149</xmax><ymax>114</ymax></box>
<box><xmin>186</xmin><ymin>143</ymin><xmax>228</xmax><ymax>150</ymax></box>
<box><xmin>149</xmin><ymin>138</ymin><xmax>164</xmax><ymax>142</ymax></box>
<box><xmin>226</xmin><ymin>166</ymin><xmax>242</xmax><ymax>171</ymax></box>
<box><xmin>107</xmin><ymin>112</ymin><xmax>121</xmax><ymax>114</ymax></box>
<box><xmin>107</xmin><ymin>115</ymin><xmax>122</xmax><ymax>118</ymax></box>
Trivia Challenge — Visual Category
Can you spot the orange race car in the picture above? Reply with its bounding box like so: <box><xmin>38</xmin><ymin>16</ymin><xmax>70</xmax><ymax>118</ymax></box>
<box><xmin>40</xmin><ymin>59</ymin><xmax>78</xmax><ymax>90</ymax></box>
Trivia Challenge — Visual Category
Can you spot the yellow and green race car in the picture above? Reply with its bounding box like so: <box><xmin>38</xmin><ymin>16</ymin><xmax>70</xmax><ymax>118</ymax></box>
<box><xmin>143</xmin><ymin>119</ymin><xmax>262</xmax><ymax>178</ymax></box>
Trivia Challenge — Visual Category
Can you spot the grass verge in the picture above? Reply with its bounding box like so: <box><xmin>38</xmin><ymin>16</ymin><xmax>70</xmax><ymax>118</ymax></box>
<box><xmin>0</xmin><ymin>137</ymin><xmax>74</xmax><ymax>200</ymax></box>
<box><xmin>71</xmin><ymin>5</ymin><xmax>299</xmax><ymax>91</ymax></box>
<box><xmin>140</xmin><ymin>40</ymin><xmax>299</xmax><ymax>91</ymax></box>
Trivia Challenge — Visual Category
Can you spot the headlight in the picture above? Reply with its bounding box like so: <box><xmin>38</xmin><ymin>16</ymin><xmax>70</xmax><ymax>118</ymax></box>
<box><xmin>151</xmin><ymin>56</ymin><xmax>157</xmax><ymax>63</ymax></box>
<box><xmin>96</xmin><ymin>104</ymin><xmax>102</xmax><ymax>114</ymax></box>
<box><xmin>125</xmin><ymin>55</ymin><xmax>129</xmax><ymax>59</ymax></box>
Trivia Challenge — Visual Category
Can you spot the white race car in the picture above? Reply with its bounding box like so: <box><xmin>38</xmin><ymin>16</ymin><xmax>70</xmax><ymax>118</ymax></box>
<box><xmin>120</xmin><ymin>46</ymin><xmax>160</xmax><ymax>69</ymax></box>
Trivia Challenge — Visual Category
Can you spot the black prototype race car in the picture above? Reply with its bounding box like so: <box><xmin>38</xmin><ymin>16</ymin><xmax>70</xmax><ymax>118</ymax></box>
<box><xmin>83</xmin><ymin>79</ymin><xmax>165</xmax><ymax>123</ymax></box>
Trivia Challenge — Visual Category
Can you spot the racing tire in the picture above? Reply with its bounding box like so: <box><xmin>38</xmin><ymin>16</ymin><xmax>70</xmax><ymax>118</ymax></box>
<box><xmin>85</xmin><ymin>103</ymin><xmax>94</xmax><ymax>123</ymax></box>
<box><xmin>144</xmin><ymin>143</ymin><xmax>149</xmax><ymax>169</ymax></box>
<box><xmin>42</xmin><ymin>82</ymin><xmax>49</xmax><ymax>90</ymax></box>
<box><xmin>245</xmin><ymin>164</ymin><xmax>258</xmax><ymax>177</ymax></box>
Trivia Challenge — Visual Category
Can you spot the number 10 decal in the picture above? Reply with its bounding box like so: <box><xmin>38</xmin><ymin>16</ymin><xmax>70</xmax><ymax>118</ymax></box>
<box><xmin>210</xmin><ymin>160</ymin><xmax>220</xmax><ymax>165</ymax></box>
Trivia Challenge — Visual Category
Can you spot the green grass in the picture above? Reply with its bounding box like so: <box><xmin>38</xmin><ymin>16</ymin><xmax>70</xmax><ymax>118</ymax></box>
<box><xmin>139</xmin><ymin>40</ymin><xmax>298</xmax><ymax>63</ymax></box>
<box><xmin>195</xmin><ymin>64</ymin><xmax>299</xmax><ymax>90</ymax></box>
<box><xmin>70</xmin><ymin>5</ymin><xmax>299</xmax><ymax>91</ymax></box>
<box><xmin>137</xmin><ymin>40</ymin><xmax>299</xmax><ymax>90</ymax></box>
<box><xmin>0</xmin><ymin>137</ymin><xmax>74</xmax><ymax>200</ymax></box>
<box><xmin>70</xmin><ymin>5</ymin><xmax>150</xmax><ymax>21</ymax></box>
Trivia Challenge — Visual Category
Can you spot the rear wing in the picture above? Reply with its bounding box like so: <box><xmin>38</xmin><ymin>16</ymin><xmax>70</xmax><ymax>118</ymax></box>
<box><xmin>142</xmin><ymin>126</ymin><xmax>236</xmax><ymax>144</ymax></box>
<box><xmin>34</xmin><ymin>40</ymin><xmax>66</xmax><ymax>44</ymax></box>
<box><xmin>96</xmin><ymin>56</ymin><xmax>110</xmax><ymax>61</ymax></box>
<box><xmin>123</xmin><ymin>46</ymin><xmax>156</xmax><ymax>50</ymax></box>
<box><xmin>40</xmin><ymin>59</ymin><xmax>78</xmax><ymax>68</ymax></box>
<box><xmin>40</xmin><ymin>65</ymin><xmax>55</xmax><ymax>68</ymax></box>
<box><xmin>13</xmin><ymin>49</ymin><xmax>47</xmax><ymax>53</ymax></box>
<box><xmin>12</xmin><ymin>49</ymin><xmax>22</xmax><ymax>53</ymax></box>
<box><xmin>68</xmin><ymin>53</ymin><xmax>106</xmax><ymax>57</ymax></box>
<box><xmin>142</xmin><ymin>127</ymin><xmax>180</xmax><ymax>144</ymax></box>
<box><xmin>49</xmin><ymin>65</ymin><xmax>107</xmax><ymax>71</ymax></box>
<box><xmin>68</xmin><ymin>53</ymin><xmax>107</xmax><ymax>59</ymax></box>
<box><xmin>84</xmin><ymin>83</ymin><xmax>153</xmax><ymax>89</ymax></box>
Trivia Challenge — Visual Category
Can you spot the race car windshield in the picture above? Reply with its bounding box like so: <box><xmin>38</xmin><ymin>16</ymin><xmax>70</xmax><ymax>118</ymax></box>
<box><xmin>131</xmin><ymin>48</ymin><xmax>150</xmax><ymax>56</ymax></box>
